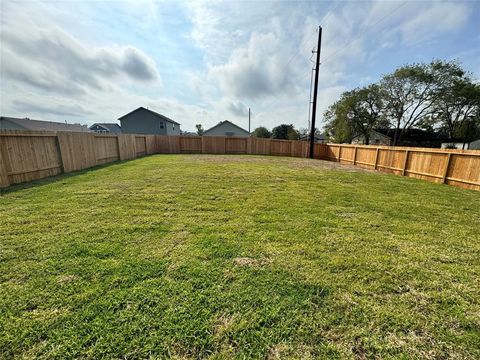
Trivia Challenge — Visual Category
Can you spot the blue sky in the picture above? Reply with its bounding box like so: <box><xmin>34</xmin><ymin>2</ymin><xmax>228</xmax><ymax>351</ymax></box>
<box><xmin>1</xmin><ymin>0</ymin><xmax>479</xmax><ymax>132</ymax></box>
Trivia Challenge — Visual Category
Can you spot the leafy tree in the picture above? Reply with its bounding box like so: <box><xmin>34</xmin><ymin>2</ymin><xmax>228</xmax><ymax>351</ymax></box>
<box><xmin>379</xmin><ymin>60</ymin><xmax>472</xmax><ymax>145</ymax></box>
<box><xmin>195</xmin><ymin>124</ymin><xmax>204</xmax><ymax>136</ymax></box>
<box><xmin>433</xmin><ymin>79</ymin><xmax>480</xmax><ymax>140</ymax></box>
<box><xmin>324</xmin><ymin>101</ymin><xmax>354</xmax><ymax>143</ymax></box>
<box><xmin>272</xmin><ymin>124</ymin><xmax>299</xmax><ymax>140</ymax></box>
<box><xmin>323</xmin><ymin>84</ymin><xmax>387</xmax><ymax>144</ymax></box>
<box><xmin>252</xmin><ymin>126</ymin><xmax>272</xmax><ymax>138</ymax></box>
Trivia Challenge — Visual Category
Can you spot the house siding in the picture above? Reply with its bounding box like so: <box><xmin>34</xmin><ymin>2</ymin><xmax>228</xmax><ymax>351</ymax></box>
<box><xmin>120</xmin><ymin>108</ymin><xmax>181</xmax><ymax>135</ymax></box>
<box><xmin>165</xmin><ymin>121</ymin><xmax>180</xmax><ymax>136</ymax></box>
<box><xmin>120</xmin><ymin>109</ymin><xmax>167</xmax><ymax>135</ymax></box>
<box><xmin>204</xmin><ymin>122</ymin><xmax>250</xmax><ymax>137</ymax></box>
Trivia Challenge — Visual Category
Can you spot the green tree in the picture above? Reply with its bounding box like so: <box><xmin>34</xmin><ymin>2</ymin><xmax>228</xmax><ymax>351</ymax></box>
<box><xmin>195</xmin><ymin>124</ymin><xmax>204</xmax><ymax>136</ymax></box>
<box><xmin>380</xmin><ymin>60</ymin><xmax>472</xmax><ymax>145</ymax></box>
<box><xmin>323</xmin><ymin>84</ymin><xmax>387</xmax><ymax>144</ymax></box>
<box><xmin>271</xmin><ymin>124</ymin><xmax>298</xmax><ymax>140</ymax></box>
<box><xmin>433</xmin><ymin>79</ymin><xmax>480</xmax><ymax>140</ymax></box>
<box><xmin>272</xmin><ymin>124</ymin><xmax>295</xmax><ymax>140</ymax></box>
<box><xmin>252</xmin><ymin>126</ymin><xmax>272</xmax><ymax>138</ymax></box>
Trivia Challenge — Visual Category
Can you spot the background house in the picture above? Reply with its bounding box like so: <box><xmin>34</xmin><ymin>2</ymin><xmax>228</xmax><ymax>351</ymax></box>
<box><xmin>441</xmin><ymin>139</ymin><xmax>480</xmax><ymax>150</ymax></box>
<box><xmin>352</xmin><ymin>130</ymin><xmax>391</xmax><ymax>145</ymax></box>
<box><xmin>299</xmin><ymin>134</ymin><xmax>328</xmax><ymax>143</ymax></box>
<box><xmin>203</xmin><ymin>120</ymin><xmax>250</xmax><ymax>137</ymax></box>
<box><xmin>89</xmin><ymin>123</ymin><xmax>122</xmax><ymax>134</ymax></box>
<box><xmin>0</xmin><ymin>116</ymin><xmax>89</xmax><ymax>132</ymax></box>
<box><xmin>119</xmin><ymin>107</ymin><xmax>180</xmax><ymax>135</ymax></box>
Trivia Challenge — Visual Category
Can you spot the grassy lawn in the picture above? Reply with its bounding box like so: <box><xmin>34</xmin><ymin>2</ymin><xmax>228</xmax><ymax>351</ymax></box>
<box><xmin>1</xmin><ymin>154</ymin><xmax>479</xmax><ymax>359</ymax></box>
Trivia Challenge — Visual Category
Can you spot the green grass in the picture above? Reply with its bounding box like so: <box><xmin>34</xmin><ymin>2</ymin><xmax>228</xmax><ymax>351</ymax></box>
<box><xmin>1</xmin><ymin>154</ymin><xmax>479</xmax><ymax>359</ymax></box>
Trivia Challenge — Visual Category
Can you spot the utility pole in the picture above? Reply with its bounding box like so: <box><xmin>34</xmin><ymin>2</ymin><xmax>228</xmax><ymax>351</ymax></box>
<box><xmin>309</xmin><ymin>26</ymin><xmax>322</xmax><ymax>158</ymax></box>
<box><xmin>248</xmin><ymin>107</ymin><xmax>251</xmax><ymax>134</ymax></box>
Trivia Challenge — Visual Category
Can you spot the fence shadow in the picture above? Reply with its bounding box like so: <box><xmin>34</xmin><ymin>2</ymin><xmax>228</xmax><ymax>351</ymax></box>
<box><xmin>0</xmin><ymin>160</ymin><xmax>129</xmax><ymax>195</ymax></box>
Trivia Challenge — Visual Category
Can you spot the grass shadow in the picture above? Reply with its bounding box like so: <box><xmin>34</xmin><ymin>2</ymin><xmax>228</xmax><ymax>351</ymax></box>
<box><xmin>0</xmin><ymin>159</ymin><xmax>133</xmax><ymax>195</ymax></box>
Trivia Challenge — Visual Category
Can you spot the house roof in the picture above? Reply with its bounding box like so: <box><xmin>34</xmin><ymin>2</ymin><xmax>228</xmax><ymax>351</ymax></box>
<box><xmin>89</xmin><ymin>123</ymin><xmax>122</xmax><ymax>134</ymax></box>
<box><xmin>118</xmin><ymin>107</ymin><xmax>180</xmax><ymax>125</ymax></box>
<box><xmin>203</xmin><ymin>120</ymin><xmax>250</xmax><ymax>135</ymax></box>
<box><xmin>0</xmin><ymin>116</ymin><xmax>90</xmax><ymax>132</ymax></box>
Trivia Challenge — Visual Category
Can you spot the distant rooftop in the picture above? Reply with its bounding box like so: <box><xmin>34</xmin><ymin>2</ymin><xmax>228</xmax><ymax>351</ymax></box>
<box><xmin>89</xmin><ymin>123</ymin><xmax>122</xmax><ymax>134</ymax></box>
<box><xmin>0</xmin><ymin>116</ymin><xmax>90</xmax><ymax>132</ymax></box>
<box><xmin>118</xmin><ymin>107</ymin><xmax>180</xmax><ymax>125</ymax></box>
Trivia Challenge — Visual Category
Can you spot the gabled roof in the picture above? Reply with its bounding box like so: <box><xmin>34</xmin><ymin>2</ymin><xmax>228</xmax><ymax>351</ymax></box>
<box><xmin>89</xmin><ymin>123</ymin><xmax>122</xmax><ymax>134</ymax></box>
<box><xmin>203</xmin><ymin>120</ymin><xmax>250</xmax><ymax>135</ymax></box>
<box><xmin>0</xmin><ymin>116</ymin><xmax>90</xmax><ymax>132</ymax></box>
<box><xmin>118</xmin><ymin>107</ymin><xmax>180</xmax><ymax>125</ymax></box>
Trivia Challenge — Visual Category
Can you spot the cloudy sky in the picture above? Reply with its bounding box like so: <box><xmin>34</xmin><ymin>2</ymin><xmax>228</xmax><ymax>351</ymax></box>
<box><xmin>1</xmin><ymin>0</ymin><xmax>479</xmax><ymax>132</ymax></box>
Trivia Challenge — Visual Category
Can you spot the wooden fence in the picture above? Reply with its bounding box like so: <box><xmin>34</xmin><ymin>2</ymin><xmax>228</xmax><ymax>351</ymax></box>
<box><xmin>0</xmin><ymin>131</ymin><xmax>478</xmax><ymax>191</ymax></box>
<box><xmin>324</xmin><ymin>144</ymin><xmax>480</xmax><ymax>191</ymax></box>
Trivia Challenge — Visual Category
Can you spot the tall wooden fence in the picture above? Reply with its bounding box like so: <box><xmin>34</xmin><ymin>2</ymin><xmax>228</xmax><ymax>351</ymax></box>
<box><xmin>0</xmin><ymin>131</ymin><xmax>478</xmax><ymax>191</ymax></box>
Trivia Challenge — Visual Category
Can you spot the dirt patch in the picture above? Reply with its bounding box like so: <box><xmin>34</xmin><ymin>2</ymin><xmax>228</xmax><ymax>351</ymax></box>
<box><xmin>186</xmin><ymin>154</ymin><xmax>372</xmax><ymax>173</ymax></box>
<box><xmin>268</xmin><ymin>343</ymin><xmax>314</xmax><ymax>359</ymax></box>
<box><xmin>213</xmin><ymin>313</ymin><xmax>237</xmax><ymax>336</ymax></box>
<box><xmin>233</xmin><ymin>257</ymin><xmax>271</xmax><ymax>267</ymax></box>
<box><xmin>57</xmin><ymin>274</ymin><xmax>76</xmax><ymax>284</ymax></box>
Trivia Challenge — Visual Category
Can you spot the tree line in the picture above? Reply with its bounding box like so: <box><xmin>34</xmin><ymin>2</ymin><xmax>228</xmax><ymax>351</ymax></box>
<box><xmin>324</xmin><ymin>60</ymin><xmax>480</xmax><ymax>145</ymax></box>
<box><xmin>195</xmin><ymin>122</ymin><xmax>313</xmax><ymax>140</ymax></box>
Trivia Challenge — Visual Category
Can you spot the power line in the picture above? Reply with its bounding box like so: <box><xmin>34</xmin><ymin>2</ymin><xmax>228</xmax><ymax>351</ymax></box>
<box><xmin>261</xmin><ymin>1</ymin><xmax>341</xmax><ymax>115</ymax></box>
<box><xmin>321</xmin><ymin>1</ymin><xmax>408</xmax><ymax>65</ymax></box>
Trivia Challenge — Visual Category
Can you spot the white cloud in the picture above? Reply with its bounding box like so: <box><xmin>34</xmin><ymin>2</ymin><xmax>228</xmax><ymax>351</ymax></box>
<box><xmin>1</xmin><ymin>25</ymin><xmax>160</xmax><ymax>96</ymax></box>
<box><xmin>0</xmin><ymin>0</ymin><xmax>476</xmax><ymax>133</ymax></box>
<box><xmin>400</xmin><ymin>2</ymin><xmax>469</xmax><ymax>45</ymax></box>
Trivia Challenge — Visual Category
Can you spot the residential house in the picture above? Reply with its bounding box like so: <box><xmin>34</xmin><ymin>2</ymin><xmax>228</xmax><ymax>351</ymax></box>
<box><xmin>0</xmin><ymin>116</ymin><xmax>89</xmax><ymax>132</ymax></box>
<box><xmin>352</xmin><ymin>130</ymin><xmax>391</xmax><ymax>145</ymax></box>
<box><xmin>469</xmin><ymin>139</ymin><xmax>480</xmax><ymax>150</ymax></box>
<box><xmin>441</xmin><ymin>139</ymin><xmax>480</xmax><ymax>150</ymax></box>
<box><xmin>89</xmin><ymin>123</ymin><xmax>122</xmax><ymax>134</ymax></box>
<box><xmin>299</xmin><ymin>134</ymin><xmax>328</xmax><ymax>143</ymax></box>
<box><xmin>203</xmin><ymin>120</ymin><xmax>250</xmax><ymax>137</ymax></box>
<box><xmin>119</xmin><ymin>107</ymin><xmax>180</xmax><ymax>135</ymax></box>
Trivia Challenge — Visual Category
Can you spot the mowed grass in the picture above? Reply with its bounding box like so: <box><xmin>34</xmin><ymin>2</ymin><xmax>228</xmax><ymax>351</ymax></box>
<box><xmin>1</xmin><ymin>154</ymin><xmax>479</xmax><ymax>359</ymax></box>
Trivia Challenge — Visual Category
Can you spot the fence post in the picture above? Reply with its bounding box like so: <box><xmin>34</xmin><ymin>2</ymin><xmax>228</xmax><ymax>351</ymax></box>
<box><xmin>374</xmin><ymin>148</ymin><xmax>379</xmax><ymax>169</ymax></box>
<box><xmin>402</xmin><ymin>150</ymin><xmax>409</xmax><ymax>176</ymax></box>
<box><xmin>0</xmin><ymin>136</ymin><xmax>11</xmax><ymax>188</ymax></box>
<box><xmin>353</xmin><ymin>146</ymin><xmax>357</xmax><ymax>165</ymax></box>
<box><xmin>338</xmin><ymin>145</ymin><xmax>342</xmax><ymax>162</ymax></box>
<box><xmin>442</xmin><ymin>153</ymin><xmax>452</xmax><ymax>184</ymax></box>
<box><xmin>54</xmin><ymin>133</ymin><xmax>65</xmax><ymax>173</ymax></box>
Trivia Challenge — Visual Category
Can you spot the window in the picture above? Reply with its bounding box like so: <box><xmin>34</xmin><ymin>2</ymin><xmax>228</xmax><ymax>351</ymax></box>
<box><xmin>159</xmin><ymin>121</ymin><xmax>164</xmax><ymax>129</ymax></box>
<box><xmin>172</xmin><ymin>124</ymin><xmax>175</xmax><ymax>130</ymax></box>
<box><xmin>225</xmin><ymin>132</ymin><xmax>234</xmax><ymax>137</ymax></box>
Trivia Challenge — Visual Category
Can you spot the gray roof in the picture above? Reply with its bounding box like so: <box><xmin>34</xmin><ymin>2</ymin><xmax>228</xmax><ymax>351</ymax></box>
<box><xmin>0</xmin><ymin>116</ymin><xmax>90</xmax><ymax>132</ymax></box>
<box><xmin>204</xmin><ymin>120</ymin><xmax>250</xmax><ymax>135</ymax></box>
<box><xmin>90</xmin><ymin>123</ymin><xmax>122</xmax><ymax>134</ymax></box>
<box><xmin>118</xmin><ymin>107</ymin><xmax>180</xmax><ymax>125</ymax></box>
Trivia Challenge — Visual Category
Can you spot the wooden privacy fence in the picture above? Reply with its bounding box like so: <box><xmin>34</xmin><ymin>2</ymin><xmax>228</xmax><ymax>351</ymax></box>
<box><xmin>324</xmin><ymin>144</ymin><xmax>480</xmax><ymax>191</ymax></box>
<box><xmin>0</xmin><ymin>130</ymin><xmax>479</xmax><ymax>191</ymax></box>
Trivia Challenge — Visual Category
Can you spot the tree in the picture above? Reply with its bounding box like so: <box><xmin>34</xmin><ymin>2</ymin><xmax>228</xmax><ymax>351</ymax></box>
<box><xmin>252</xmin><ymin>126</ymin><xmax>272</xmax><ymax>138</ymax></box>
<box><xmin>195</xmin><ymin>124</ymin><xmax>204</xmax><ymax>136</ymax></box>
<box><xmin>433</xmin><ymin>79</ymin><xmax>480</xmax><ymax>140</ymax></box>
<box><xmin>271</xmin><ymin>124</ymin><xmax>298</xmax><ymax>140</ymax></box>
<box><xmin>379</xmin><ymin>60</ymin><xmax>471</xmax><ymax>145</ymax></box>
<box><xmin>323</xmin><ymin>84</ymin><xmax>387</xmax><ymax>144</ymax></box>
<box><xmin>324</xmin><ymin>101</ymin><xmax>354</xmax><ymax>143</ymax></box>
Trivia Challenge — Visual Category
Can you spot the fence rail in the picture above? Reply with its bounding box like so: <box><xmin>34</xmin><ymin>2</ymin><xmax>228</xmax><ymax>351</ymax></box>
<box><xmin>0</xmin><ymin>131</ymin><xmax>478</xmax><ymax>191</ymax></box>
